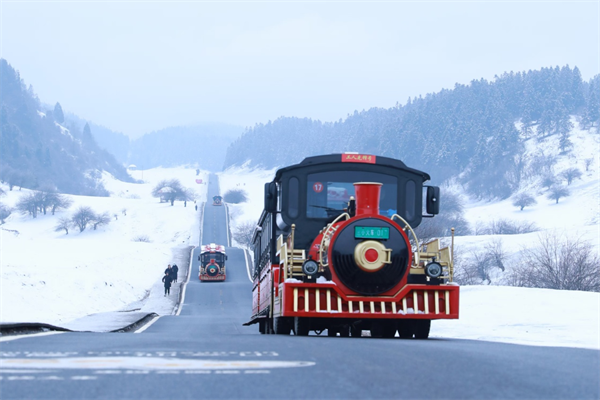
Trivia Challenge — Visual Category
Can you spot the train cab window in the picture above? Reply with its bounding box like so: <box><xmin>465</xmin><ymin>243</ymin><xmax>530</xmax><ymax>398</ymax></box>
<box><xmin>306</xmin><ymin>171</ymin><xmax>397</xmax><ymax>219</ymax></box>
<box><xmin>288</xmin><ymin>177</ymin><xmax>299</xmax><ymax>218</ymax></box>
<box><xmin>405</xmin><ymin>180</ymin><xmax>416</xmax><ymax>220</ymax></box>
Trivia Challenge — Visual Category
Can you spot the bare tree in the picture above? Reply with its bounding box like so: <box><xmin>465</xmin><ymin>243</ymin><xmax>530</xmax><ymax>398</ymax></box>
<box><xmin>16</xmin><ymin>192</ymin><xmax>41</xmax><ymax>218</ymax></box>
<box><xmin>71</xmin><ymin>206</ymin><xmax>96</xmax><ymax>232</ymax></box>
<box><xmin>47</xmin><ymin>192</ymin><xmax>73</xmax><ymax>215</ymax></box>
<box><xmin>584</xmin><ymin>158</ymin><xmax>593</xmax><ymax>172</ymax></box>
<box><xmin>547</xmin><ymin>185</ymin><xmax>570</xmax><ymax>204</ymax></box>
<box><xmin>92</xmin><ymin>212</ymin><xmax>111</xmax><ymax>230</ymax></box>
<box><xmin>509</xmin><ymin>233</ymin><xmax>600</xmax><ymax>292</ymax></box>
<box><xmin>559</xmin><ymin>168</ymin><xmax>582</xmax><ymax>185</ymax></box>
<box><xmin>0</xmin><ymin>204</ymin><xmax>12</xmax><ymax>224</ymax></box>
<box><xmin>512</xmin><ymin>192</ymin><xmax>537</xmax><ymax>211</ymax></box>
<box><xmin>152</xmin><ymin>179</ymin><xmax>189</xmax><ymax>206</ymax></box>
<box><xmin>233</xmin><ymin>221</ymin><xmax>256</xmax><ymax>248</ymax></box>
<box><xmin>54</xmin><ymin>217</ymin><xmax>70</xmax><ymax>235</ymax></box>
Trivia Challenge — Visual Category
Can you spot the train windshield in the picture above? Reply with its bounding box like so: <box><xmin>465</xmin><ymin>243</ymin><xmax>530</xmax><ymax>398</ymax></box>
<box><xmin>202</xmin><ymin>253</ymin><xmax>225</xmax><ymax>264</ymax></box>
<box><xmin>306</xmin><ymin>171</ymin><xmax>397</xmax><ymax>218</ymax></box>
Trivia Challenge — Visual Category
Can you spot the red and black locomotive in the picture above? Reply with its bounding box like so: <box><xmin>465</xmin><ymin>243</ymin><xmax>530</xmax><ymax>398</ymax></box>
<box><xmin>245</xmin><ymin>153</ymin><xmax>459</xmax><ymax>338</ymax></box>
<box><xmin>198</xmin><ymin>243</ymin><xmax>227</xmax><ymax>281</ymax></box>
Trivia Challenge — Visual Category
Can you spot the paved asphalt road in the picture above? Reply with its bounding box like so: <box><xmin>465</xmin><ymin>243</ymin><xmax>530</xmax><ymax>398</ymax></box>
<box><xmin>1</xmin><ymin>174</ymin><xmax>598</xmax><ymax>399</ymax></box>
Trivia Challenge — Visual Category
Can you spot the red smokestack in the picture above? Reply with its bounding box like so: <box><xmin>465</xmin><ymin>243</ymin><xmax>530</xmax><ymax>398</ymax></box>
<box><xmin>353</xmin><ymin>182</ymin><xmax>382</xmax><ymax>216</ymax></box>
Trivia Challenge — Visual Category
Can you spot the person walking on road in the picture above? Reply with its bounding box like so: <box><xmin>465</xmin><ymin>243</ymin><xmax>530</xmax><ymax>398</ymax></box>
<box><xmin>171</xmin><ymin>264</ymin><xmax>179</xmax><ymax>283</ymax></box>
<box><xmin>162</xmin><ymin>272</ymin><xmax>172</xmax><ymax>296</ymax></box>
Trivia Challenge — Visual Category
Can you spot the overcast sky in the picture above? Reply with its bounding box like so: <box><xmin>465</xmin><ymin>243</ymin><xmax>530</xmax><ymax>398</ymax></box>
<box><xmin>1</xmin><ymin>1</ymin><xmax>598</xmax><ymax>138</ymax></box>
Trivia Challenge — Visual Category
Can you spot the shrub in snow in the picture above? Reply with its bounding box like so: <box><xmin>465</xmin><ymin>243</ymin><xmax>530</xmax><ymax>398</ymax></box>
<box><xmin>508</xmin><ymin>233</ymin><xmax>600</xmax><ymax>292</ymax></box>
<box><xmin>0</xmin><ymin>203</ymin><xmax>12</xmax><ymax>224</ymax></box>
<box><xmin>233</xmin><ymin>221</ymin><xmax>255</xmax><ymax>248</ymax></box>
<box><xmin>547</xmin><ymin>185</ymin><xmax>570</xmax><ymax>204</ymax></box>
<box><xmin>223</xmin><ymin>189</ymin><xmax>248</xmax><ymax>204</ymax></box>
<box><xmin>133</xmin><ymin>235</ymin><xmax>150</xmax><ymax>242</ymax></box>
<box><xmin>475</xmin><ymin>219</ymin><xmax>538</xmax><ymax>235</ymax></box>
<box><xmin>512</xmin><ymin>192</ymin><xmax>537</xmax><ymax>211</ymax></box>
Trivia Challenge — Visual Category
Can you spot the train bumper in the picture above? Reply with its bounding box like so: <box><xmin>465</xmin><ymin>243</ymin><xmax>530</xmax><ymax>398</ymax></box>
<box><xmin>275</xmin><ymin>282</ymin><xmax>459</xmax><ymax>319</ymax></box>
<box><xmin>199</xmin><ymin>275</ymin><xmax>226</xmax><ymax>282</ymax></box>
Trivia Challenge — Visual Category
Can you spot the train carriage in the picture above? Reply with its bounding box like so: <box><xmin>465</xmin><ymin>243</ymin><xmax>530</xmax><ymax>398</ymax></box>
<box><xmin>198</xmin><ymin>243</ymin><xmax>227</xmax><ymax>281</ymax></box>
<box><xmin>244</xmin><ymin>153</ymin><xmax>459</xmax><ymax>338</ymax></box>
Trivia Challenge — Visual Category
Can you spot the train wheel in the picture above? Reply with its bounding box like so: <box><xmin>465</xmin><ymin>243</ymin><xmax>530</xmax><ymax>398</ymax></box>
<box><xmin>294</xmin><ymin>317</ymin><xmax>310</xmax><ymax>336</ymax></box>
<box><xmin>398</xmin><ymin>320</ymin><xmax>414</xmax><ymax>339</ymax></box>
<box><xmin>414</xmin><ymin>320</ymin><xmax>431</xmax><ymax>339</ymax></box>
<box><xmin>350</xmin><ymin>325</ymin><xmax>362</xmax><ymax>337</ymax></box>
<box><xmin>274</xmin><ymin>317</ymin><xmax>292</xmax><ymax>335</ymax></box>
<box><xmin>339</xmin><ymin>325</ymin><xmax>350</xmax><ymax>337</ymax></box>
<box><xmin>259</xmin><ymin>320</ymin><xmax>266</xmax><ymax>334</ymax></box>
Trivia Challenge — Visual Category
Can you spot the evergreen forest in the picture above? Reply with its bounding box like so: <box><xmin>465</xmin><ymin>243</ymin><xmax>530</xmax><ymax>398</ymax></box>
<box><xmin>224</xmin><ymin>66</ymin><xmax>599</xmax><ymax>199</ymax></box>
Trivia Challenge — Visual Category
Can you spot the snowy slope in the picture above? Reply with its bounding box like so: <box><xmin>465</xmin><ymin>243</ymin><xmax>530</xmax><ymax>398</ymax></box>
<box><xmin>1</xmin><ymin>167</ymin><xmax>207</xmax><ymax>324</ymax></box>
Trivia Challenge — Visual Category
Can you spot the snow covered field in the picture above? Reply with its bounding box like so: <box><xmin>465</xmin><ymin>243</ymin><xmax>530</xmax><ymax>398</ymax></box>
<box><xmin>1</xmin><ymin>125</ymin><xmax>598</xmax><ymax>350</ymax></box>
<box><xmin>1</xmin><ymin>167</ymin><xmax>207</xmax><ymax>324</ymax></box>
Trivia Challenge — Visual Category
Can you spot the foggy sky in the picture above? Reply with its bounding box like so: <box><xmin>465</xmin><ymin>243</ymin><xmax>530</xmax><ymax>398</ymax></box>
<box><xmin>1</xmin><ymin>1</ymin><xmax>598</xmax><ymax>138</ymax></box>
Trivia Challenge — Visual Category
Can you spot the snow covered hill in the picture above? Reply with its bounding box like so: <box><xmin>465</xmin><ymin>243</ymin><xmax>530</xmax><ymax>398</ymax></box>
<box><xmin>1</xmin><ymin>167</ymin><xmax>207</xmax><ymax>324</ymax></box>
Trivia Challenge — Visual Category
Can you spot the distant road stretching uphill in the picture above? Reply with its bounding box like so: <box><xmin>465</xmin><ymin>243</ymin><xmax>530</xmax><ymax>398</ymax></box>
<box><xmin>0</xmin><ymin>174</ymin><xmax>598</xmax><ymax>399</ymax></box>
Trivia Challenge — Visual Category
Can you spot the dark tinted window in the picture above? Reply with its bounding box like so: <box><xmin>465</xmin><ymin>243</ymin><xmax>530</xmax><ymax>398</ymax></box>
<box><xmin>405</xmin><ymin>180</ymin><xmax>416</xmax><ymax>220</ymax></box>
<box><xmin>288</xmin><ymin>177</ymin><xmax>299</xmax><ymax>218</ymax></box>
<box><xmin>306</xmin><ymin>171</ymin><xmax>397</xmax><ymax>219</ymax></box>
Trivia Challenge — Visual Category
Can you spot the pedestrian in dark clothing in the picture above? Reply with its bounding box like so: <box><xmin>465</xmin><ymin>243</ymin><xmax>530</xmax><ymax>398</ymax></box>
<box><xmin>162</xmin><ymin>272</ymin><xmax>172</xmax><ymax>296</ymax></box>
<box><xmin>171</xmin><ymin>264</ymin><xmax>179</xmax><ymax>283</ymax></box>
<box><xmin>165</xmin><ymin>264</ymin><xmax>172</xmax><ymax>276</ymax></box>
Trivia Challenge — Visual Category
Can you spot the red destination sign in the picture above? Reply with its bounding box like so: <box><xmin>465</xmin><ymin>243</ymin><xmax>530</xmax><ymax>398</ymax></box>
<box><xmin>341</xmin><ymin>154</ymin><xmax>376</xmax><ymax>164</ymax></box>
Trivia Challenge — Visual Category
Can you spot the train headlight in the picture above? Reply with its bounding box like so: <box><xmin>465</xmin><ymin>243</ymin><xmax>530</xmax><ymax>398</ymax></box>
<box><xmin>425</xmin><ymin>262</ymin><xmax>442</xmax><ymax>278</ymax></box>
<box><xmin>302</xmin><ymin>260</ymin><xmax>319</xmax><ymax>276</ymax></box>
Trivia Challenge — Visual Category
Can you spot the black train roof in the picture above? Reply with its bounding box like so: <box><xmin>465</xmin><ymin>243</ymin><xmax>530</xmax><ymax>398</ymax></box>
<box><xmin>274</xmin><ymin>153</ymin><xmax>431</xmax><ymax>181</ymax></box>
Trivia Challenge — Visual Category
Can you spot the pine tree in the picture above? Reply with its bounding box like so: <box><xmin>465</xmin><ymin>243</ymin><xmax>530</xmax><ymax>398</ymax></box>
<box><xmin>53</xmin><ymin>102</ymin><xmax>64</xmax><ymax>124</ymax></box>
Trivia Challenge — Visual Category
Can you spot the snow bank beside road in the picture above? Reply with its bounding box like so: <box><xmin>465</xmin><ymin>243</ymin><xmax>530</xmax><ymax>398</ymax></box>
<box><xmin>0</xmin><ymin>167</ymin><xmax>207</xmax><ymax>325</ymax></box>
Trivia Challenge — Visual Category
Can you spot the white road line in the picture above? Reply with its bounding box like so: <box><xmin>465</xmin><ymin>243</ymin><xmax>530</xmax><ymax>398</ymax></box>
<box><xmin>243</xmin><ymin>249</ymin><xmax>253</xmax><ymax>283</ymax></box>
<box><xmin>175</xmin><ymin>247</ymin><xmax>195</xmax><ymax>317</ymax></box>
<box><xmin>199</xmin><ymin>201</ymin><xmax>205</xmax><ymax>246</ymax></box>
<box><xmin>134</xmin><ymin>315</ymin><xmax>160</xmax><ymax>334</ymax></box>
<box><xmin>225</xmin><ymin>204</ymin><xmax>231</xmax><ymax>247</ymax></box>
<box><xmin>0</xmin><ymin>331</ymin><xmax>64</xmax><ymax>342</ymax></box>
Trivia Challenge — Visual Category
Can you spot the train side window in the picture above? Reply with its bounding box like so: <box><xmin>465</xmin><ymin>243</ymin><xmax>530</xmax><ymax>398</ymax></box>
<box><xmin>288</xmin><ymin>177</ymin><xmax>299</xmax><ymax>218</ymax></box>
<box><xmin>405</xmin><ymin>180</ymin><xmax>416</xmax><ymax>220</ymax></box>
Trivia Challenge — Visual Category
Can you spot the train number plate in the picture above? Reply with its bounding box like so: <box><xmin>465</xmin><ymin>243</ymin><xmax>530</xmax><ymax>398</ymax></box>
<box><xmin>354</xmin><ymin>226</ymin><xmax>389</xmax><ymax>239</ymax></box>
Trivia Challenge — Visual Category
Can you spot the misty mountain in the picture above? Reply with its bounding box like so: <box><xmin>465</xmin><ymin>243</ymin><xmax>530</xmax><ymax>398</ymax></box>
<box><xmin>128</xmin><ymin>124</ymin><xmax>243</xmax><ymax>171</ymax></box>
<box><xmin>61</xmin><ymin>112</ymin><xmax>130</xmax><ymax>165</ymax></box>
<box><xmin>0</xmin><ymin>59</ymin><xmax>133</xmax><ymax>195</ymax></box>
<box><xmin>224</xmin><ymin>65</ymin><xmax>599</xmax><ymax>199</ymax></box>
